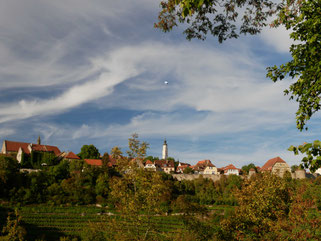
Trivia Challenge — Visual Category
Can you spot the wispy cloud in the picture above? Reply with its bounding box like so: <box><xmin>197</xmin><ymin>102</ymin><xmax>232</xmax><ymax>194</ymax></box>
<box><xmin>260</xmin><ymin>25</ymin><xmax>293</xmax><ymax>53</ymax></box>
<box><xmin>0</xmin><ymin>0</ymin><xmax>313</xmax><ymax>167</ymax></box>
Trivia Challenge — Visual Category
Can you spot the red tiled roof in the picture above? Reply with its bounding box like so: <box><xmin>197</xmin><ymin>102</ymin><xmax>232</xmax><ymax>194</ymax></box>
<box><xmin>4</xmin><ymin>140</ymin><xmax>31</xmax><ymax>154</ymax></box>
<box><xmin>31</xmin><ymin>144</ymin><xmax>61</xmax><ymax>156</ymax></box>
<box><xmin>222</xmin><ymin>164</ymin><xmax>238</xmax><ymax>170</ymax></box>
<box><xmin>197</xmin><ymin>160</ymin><xmax>206</xmax><ymax>165</ymax></box>
<box><xmin>261</xmin><ymin>157</ymin><xmax>286</xmax><ymax>171</ymax></box>
<box><xmin>65</xmin><ymin>152</ymin><xmax>80</xmax><ymax>160</ymax></box>
<box><xmin>154</xmin><ymin>159</ymin><xmax>174</xmax><ymax>168</ymax></box>
<box><xmin>221</xmin><ymin>164</ymin><xmax>240</xmax><ymax>173</ymax></box>
<box><xmin>196</xmin><ymin>160</ymin><xmax>215</xmax><ymax>168</ymax></box>
<box><xmin>84</xmin><ymin>159</ymin><xmax>103</xmax><ymax>166</ymax></box>
<box><xmin>145</xmin><ymin>160</ymin><xmax>153</xmax><ymax>165</ymax></box>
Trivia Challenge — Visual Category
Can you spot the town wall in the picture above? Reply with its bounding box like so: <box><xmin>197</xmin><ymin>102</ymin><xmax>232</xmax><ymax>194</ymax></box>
<box><xmin>172</xmin><ymin>174</ymin><xmax>222</xmax><ymax>181</ymax></box>
<box><xmin>271</xmin><ymin>162</ymin><xmax>291</xmax><ymax>177</ymax></box>
<box><xmin>173</xmin><ymin>170</ymin><xmax>309</xmax><ymax>182</ymax></box>
<box><xmin>292</xmin><ymin>169</ymin><xmax>306</xmax><ymax>179</ymax></box>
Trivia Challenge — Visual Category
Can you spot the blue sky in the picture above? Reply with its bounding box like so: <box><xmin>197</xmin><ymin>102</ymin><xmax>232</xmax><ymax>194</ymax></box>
<box><xmin>0</xmin><ymin>0</ymin><xmax>320</xmax><ymax>168</ymax></box>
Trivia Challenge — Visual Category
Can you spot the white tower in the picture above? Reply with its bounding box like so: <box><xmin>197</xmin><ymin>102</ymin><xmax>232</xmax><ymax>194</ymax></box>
<box><xmin>162</xmin><ymin>139</ymin><xmax>168</xmax><ymax>160</ymax></box>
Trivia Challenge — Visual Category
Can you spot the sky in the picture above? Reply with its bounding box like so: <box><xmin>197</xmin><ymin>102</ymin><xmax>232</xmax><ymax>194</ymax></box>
<box><xmin>0</xmin><ymin>0</ymin><xmax>320</xmax><ymax>168</ymax></box>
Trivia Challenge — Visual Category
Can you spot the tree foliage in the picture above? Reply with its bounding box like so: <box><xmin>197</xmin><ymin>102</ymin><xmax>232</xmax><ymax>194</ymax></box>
<box><xmin>221</xmin><ymin>173</ymin><xmax>292</xmax><ymax>239</ymax></box>
<box><xmin>127</xmin><ymin>133</ymin><xmax>149</xmax><ymax>160</ymax></box>
<box><xmin>104</xmin><ymin>167</ymin><xmax>171</xmax><ymax>240</ymax></box>
<box><xmin>110</xmin><ymin>146</ymin><xmax>123</xmax><ymax>159</ymax></box>
<box><xmin>241</xmin><ymin>163</ymin><xmax>256</xmax><ymax>174</ymax></box>
<box><xmin>0</xmin><ymin>210</ymin><xmax>26</xmax><ymax>241</ymax></box>
<box><xmin>78</xmin><ymin>145</ymin><xmax>100</xmax><ymax>159</ymax></box>
<box><xmin>267</xmin><ymin>0</ymin><xmax>321</xmax><ymax>131</ymax></box>
<box><xmin>126</xmin><ymin>133</ymin><xmax>149</xmax><ymax>169</ymax></box>
<box><xmin>155</xmin><ymin>0</ymin><xmax>282</xmax><ymax>43</ymax></box>
<box><xmin>289</xmin><ymin>140</ymin><xmax>321</xmax><ymax>172</ymax></box>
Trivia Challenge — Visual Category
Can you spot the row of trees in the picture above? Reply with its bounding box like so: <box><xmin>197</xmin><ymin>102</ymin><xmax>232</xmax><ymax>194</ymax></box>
<box><xmin>82</xmin><ymin>171</ymin><xmax>321</xmax><ymax>240</ymax></box>
<box><xmin>0</xmin><ymin>154</ymin><xmax>241</xmax><ymax>207</ymax></box>
<box><xmin>2</xmin><ymin>152</ymin><xmax>321</xmax><ymax>240</ymax></box>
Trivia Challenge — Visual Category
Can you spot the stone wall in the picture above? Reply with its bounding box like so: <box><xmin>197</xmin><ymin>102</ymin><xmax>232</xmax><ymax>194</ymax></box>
<box><xmin>292</xmin><ymin>169</ymin><xmax>306</xmax><ymax>179</ymax></box>
<box><xmin>271</xmin><ymin>162</ymin><xmax>291</xmax><ymax>177</ymax></box>
<box><xmin>172</xmin><ymin>174</ymin><xmax>222</xmax><ymax>182</ymax></box>
<box><xmin>173</xmin><ymin>169</ymin><xmax>308</xmax><ymax>182</ymax></box>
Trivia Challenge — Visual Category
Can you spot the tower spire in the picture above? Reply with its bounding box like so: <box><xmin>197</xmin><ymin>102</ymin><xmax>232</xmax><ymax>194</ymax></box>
<box><xmin>37</xmin><ymin>136</ymin><xmax>41</xmax><ymax>145</ymax></box>
<box><xmin>162</xmin><ymin>139</ymin><xmax>168</xmax><ymax>160</ymax></box>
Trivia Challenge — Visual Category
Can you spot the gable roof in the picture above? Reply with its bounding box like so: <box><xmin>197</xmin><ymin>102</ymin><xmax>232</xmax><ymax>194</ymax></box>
<box><xmin>84</xmin><ymin>159</ymin><xmax>103</xmax><ymax>166</ymax></box>
<box><xmin>220</xmin><ymin>164</ymin><xmax>240</xmax><ymax>173</ymax></box>
<box><xmin>222</xmin><ymin>164</ymin><xmax>238</xmax><ymax>170</ymax></box>
<box><xmin>145</xmin><ymin>160</ymin><xmax>153</xmax><ymax>165</ymax></box>
<box><xmin>65</xmin><ymin>152</ymin><xmax>80</xmax><ymax>160</ymax></box>
<box><xmin>31</xmin><ymin>144</ymin><xmax>61</xmax><ymax>156</ymax></box>
<box><xmin>4</xmin><ymin>140</ymin><xmax>30</xmax><ymax>154</ymax></box>
<box><xmin>261</xmin><ymin>157</ymin><xmax>286</xmax><ymax>171</ymax></box>
<box><xmin>154</xmin><ymin>159</ymin><xmax>175</xmax><ymax>168</ymax></box>
<box><xmin>3</xmin><ymin>140</ymin><xmax>61</xmax><ymax>156</ymax></box>
<box><xmin>193</xmin><ymin>160</ymin><xmax>215</xmax><ymax>171</ymax></box>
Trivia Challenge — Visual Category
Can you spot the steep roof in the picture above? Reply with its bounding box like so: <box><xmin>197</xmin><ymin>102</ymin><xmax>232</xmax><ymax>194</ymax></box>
<box><xmin>261</xmin><ymin>157</ymin><xmax>286</xmax><ymax>171</ymax></box>
<box><xmin>4</xmin><ymin>140</ymin><xmax>61</xmax><ymax>156</ymax></box>
<box><xmin>155</xmin><ymin>159</ymin><xmax>174</xmax><ymax>168</ymax></box>
<box><xmin>65</xmin><ymin>152</ymin><xmax>80</xmax><ymax>160</ymax></box>
<box><xmin>145</xmin><ymin>160</ymin><xmax>153</xmax><ymax>165</ymax></box>
<box><xmin>4</xmin><ymin>140</ymin><xmax>30</xmax><ymax>154</ymax></box>
<box><xmin>31</xmin><ymin>144</ymin><xmax>61</xmax><ymax>156</ymax></box>
<box><xmin>196</xmin><ymin>160</ymin><xmax>215</xmax><ymax>167</ymax></box>
<box><xmin>84</xmin><ymin>159</ymin><xmax>103</xmax><ymax>166</ymax></box>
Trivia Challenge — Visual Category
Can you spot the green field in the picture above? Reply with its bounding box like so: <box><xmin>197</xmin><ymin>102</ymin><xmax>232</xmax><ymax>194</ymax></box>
<box><xmin>0</xmin><ymin>204</ymin><xmax>232</xmax><ymax>240</ymax></box>
<box><xmin>0</xmin><ymin>205</ymin><xmax>186</xmax><ymax>240</ymax></box>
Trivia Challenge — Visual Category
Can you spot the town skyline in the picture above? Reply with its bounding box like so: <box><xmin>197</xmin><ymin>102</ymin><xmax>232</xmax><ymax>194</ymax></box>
<box><xmin>0</xmin><ymin>136</ymin><xmax>304</xmax><ymax>168</ymax></box>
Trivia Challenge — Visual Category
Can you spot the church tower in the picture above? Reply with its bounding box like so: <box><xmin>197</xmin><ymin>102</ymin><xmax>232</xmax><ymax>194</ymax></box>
<box><xmin>162</xmin><ymin>139</ymin><xmax>168</xmax><ymax>160</ymax></box>
<box><xmin>37</xmin><ymin>136</ymin><xmax>41</xmax><ymax>145</ymax></box>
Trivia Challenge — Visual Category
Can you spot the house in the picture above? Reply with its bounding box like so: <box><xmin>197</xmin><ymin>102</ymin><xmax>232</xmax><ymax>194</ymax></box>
<box><xmin>59</xmin><ymin>151</ymin><xmax>80</xmax><ymax>161</ymax></box>
<box><xmin>193</xmin><ymin>160</ymin><xmax>218</xmax><ymax>174</ymax></box>
<box><xmin>176</xmin><ymin>162</ymin><xmax>191</xmax><ymax>173</ymax></box>
<box><xmin>144</xmin><ymin>160</ymin><xmax>157</xmax><ymax>171</ymax></box>
<box><xmin>84</xmin><ymin>155</ymin><xmax>117</xmax><ymax>168</ymax></box>
<box><xmin>248</xmin><ymin>168</ymin><xmax>256</xmax><ymax>177</ymax></box>
<box><xmin>155</xmin><ymin>159</ymin><xmax>175</xmax><ymax>173</ymax></box>
<box><xmin>221</xmin><ymin>164</ymin><xmax>240</xmax><ymax>175</ymax></box>
<box><xmin>2</xmin><ymin>140</ymin><xmax>61</xmax><ymax>163</ymax></box>
<box><xmin>84</xmin><ymin>159</ymin><xmax>103</xmax><ymax>167</ymax></box>
<box><xmin>260</xmin><ymin>156</ymin><xmax>291</xmax><ymax>177</ymax></box>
